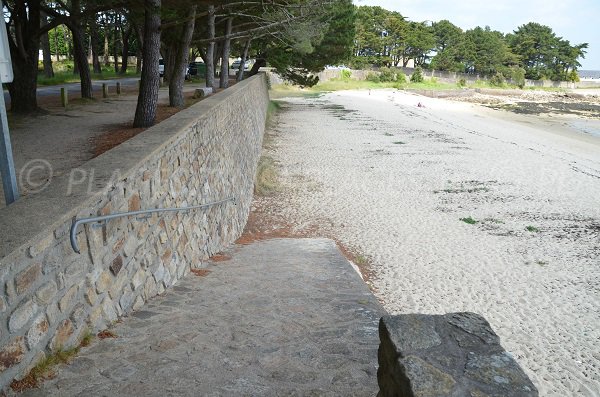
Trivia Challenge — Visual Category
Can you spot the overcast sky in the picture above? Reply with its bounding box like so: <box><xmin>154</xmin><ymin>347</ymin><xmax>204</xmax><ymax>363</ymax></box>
<box><xmin>353</xmin><ymin>0</ymin><xmax>600</xmax><ymax>70</ymax></box>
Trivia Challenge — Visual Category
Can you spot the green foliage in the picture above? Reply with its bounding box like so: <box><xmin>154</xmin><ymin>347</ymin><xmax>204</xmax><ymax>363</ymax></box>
<box><xmin>48</xmin><ymin>25</ymin><xmax>71</xmax><ymax>58</ymax></box>
<box><xmin>508</xmin><ymin>22</ymin><xmax>588</xmax><ymax>81</ymax></box>
<box><xmin>340</xmin><ymin>69</ymin><xmax>352</xmax><ymax>80</ymax></box>
<box><xmin>379</xmin><ymin>67</ymin><xmax>396</xmax><ymax>82</ymax></box>
<box><xmin>266</xmin><ymin>0</ymin><xmax>356</xmax><ymax>87</ymax></box>
<box><xmin>349</xmin><ymin>56</ymin><xmax>370</xmax><ymax>69</ymax></box>
<box><xmin>366</xmin><ymin>72</ymin><xmax>380</xmax><ymax>83</ymax></box>
<box><xmin>351</xmin><ymin>7</ymin><xmax>586</xmax><ymax>82</ymax></box>
<box><xmin>509</xmin><ymin>67</ymin><xmax>526</xmax><ymax>88</ymax></box>
<box><xmin>461</xmin><ymin>26</ymin><xmax>517</xmax><ymax>77</ymax></box>
<box><xmin>430</xmin><ymin>20</ymin><xmax>464</xmax><ymax>72</ymax></box>
<box><xmin>460</xmin><ymin>217</ymin><xmax>478</xmax><ymax>225</ymax></box>
<box><xmin>37</xmin><ymin>61</ymin><xmax>138</xmax><ymax>86</ymax></box>
<box><xmin>410</xmin><ymin>66</ymin><xmax>424</xmax><ymax>82</ymax></box>
<box><xmin>567</xmin><ymin>70</ymin><xmax>580</xmax><ymax>82</ymax></box>
<box><xmin>525</xmin><ymin>225</ymin><xmax>540</xmax><ymax>233</ymax></box>
<box><xmin>396</xmin><ymin>71</ymin><xmax>407</xmax><ymax>83</ymax></box>
<box><xmin>489</xmin><ymin>72</ymin><xmax>505</xmax><ymax>87</ymax></box>
<box><xmin>266</xmin><ymin>100</ymin><xmax>281</xmax><ymax>127</ymax></box>
<box><xmin>457</xmin><ymin>77</ymin><xmax>467</xmax><ymax>87</ymax></box>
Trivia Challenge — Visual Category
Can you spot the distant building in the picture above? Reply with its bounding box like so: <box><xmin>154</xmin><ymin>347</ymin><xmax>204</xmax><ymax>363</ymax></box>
<box><xmin>578</xmin><ymin>70</ymin><xmax>600</xmax><ymax>79</ymax></box>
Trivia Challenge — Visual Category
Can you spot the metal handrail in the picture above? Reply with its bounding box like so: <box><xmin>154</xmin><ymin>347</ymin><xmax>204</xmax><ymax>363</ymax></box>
<box><xmin>70</xmin><ymin>197</ymin><xmax>235</xmax><ymax>254</ymax></box>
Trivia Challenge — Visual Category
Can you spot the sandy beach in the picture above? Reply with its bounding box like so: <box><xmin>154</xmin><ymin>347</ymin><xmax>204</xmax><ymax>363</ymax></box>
<box><xmin>256</xmin><ymin>89</ymin><xmax>600</xmax><ymax>396</ymax></box>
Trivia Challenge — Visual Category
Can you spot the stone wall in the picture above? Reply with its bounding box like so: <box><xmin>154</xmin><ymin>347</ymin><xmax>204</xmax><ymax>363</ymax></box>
<box><xmin>377</xmin><ymin>313</ymin><xmax>538</xmax><ymax>397</ymax></box>
<box><xmin>0</xmin><ymin>74</ymin><xmax>269</xmax><ymax>388</ymax></box>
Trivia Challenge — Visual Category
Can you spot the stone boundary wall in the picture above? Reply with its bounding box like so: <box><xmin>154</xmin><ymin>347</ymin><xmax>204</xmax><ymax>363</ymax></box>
<box><xmin>314</xmin><ymin>68</ymin><xmax>600</xmax><ymax>89</ymax></box>
<box><xmin>377</xmin><ymin>313</ymin><xmax>538</xmax><ymax>397</ymax></box>
<box><xmin>0</xmin><ymin>74</ymin><xmax>269</xmax><ymax>388</ymax></box>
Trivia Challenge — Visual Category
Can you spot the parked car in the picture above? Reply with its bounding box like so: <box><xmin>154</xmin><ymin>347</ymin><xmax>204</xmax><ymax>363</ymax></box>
<box><xmin>231</xmin><ymin>59</ymin><xmax>252</xmax><ymax>71</ymax></box>
<box><xmin>187</xmin><ymin>62</ymin><xmax>206</xmax><ymax>76</ymax></box>
<box><xmin>159</xmin><ymin>58</ymin><xmax>165</xmax><ymax>77</ymax></box>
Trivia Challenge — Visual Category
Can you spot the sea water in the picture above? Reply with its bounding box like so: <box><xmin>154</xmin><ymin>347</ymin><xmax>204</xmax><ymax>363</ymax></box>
<box><xmin>569</xmin><ymin>119</ymin><xmax>600</xmax><ymax>138</ymax></box>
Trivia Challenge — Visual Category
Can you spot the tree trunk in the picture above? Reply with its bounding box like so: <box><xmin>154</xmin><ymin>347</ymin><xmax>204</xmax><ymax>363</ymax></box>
<box><xmin>236</xmin><ymin>38</ymin><xmax>251</xmax><ymax>82</ymax></box>
<box><xmin>120</xmin><ymin>25</ymin><xmax>132</xmax><ymax>74</ymax></box>
<box><xmin>40</xmin><ymin>13</ymin><xmax>54</xmax><ymax>78</ymax></box>
<box><xmin>113</xmin><ymin>13</ymin><xmax>120</xmax><ymax>73</ymax></box>
<box><xmin>6</xmin><ymin>2</ymin><xmax>41</xmax><ymax>113</ymax></box>
<box><xmin>169</xmin><ymin>6</ymin><xmax>196</xmax><ymax>108</ymax></box>
<box><xmin>54</xmin><ymin>27</ymin><xmax>60</xmax><ymax>61</ymax></box>
<box><xmin>7</xmin><ymin>47</ymin><xmax>39</xmax><ymax>113</ymax></box>
<box><xmin>103</xmin><ymin>14</ymin><xmax>110</xmax><ymax>66</ymax></box>
<box><xmin>136</xmin><ymin>49</ymin><xmax>142</xmax><ymax>74</ymax></box>
<box><xmin>164</xmin><ymin>46</ymin><xmax>177</xmax><ymax>82</ymax></box>
<box><xmin>247</xmin><ymin>58</ymin><xmax>265</xmax><ymax>77</ymax></box>
<box><xmin>64</xmin><ymin>28</ymin><xmax>72</xmax><ymax>60</ymax></box>
<box><xmin>70</xmin><ymin>26</ymin><xmax>78</xmax><ymax>75</ymax></box>
<box><xmin>69</xmin><ymin>21</ymin><xmax>93</xmax><ymax>99</ymax></box>
<box><xmin>90</xmin><ymin>18</ymin><xmax>102</xmax><ymax>73</ymax></box>
<box><xmin>134</xmin><ymin>23</ymin><xmax>143</xmax><ymax>74</ymax></box>
<box><xmin>205</xmin><ymin>6</ymin><xmax>215</xmax><ymax>88</ymax></box>
<box><xmin>134</xmin><ymin>0</ymin><xmax>161</xmax><ymax>128</ymax></box>
<box><xmin>214</xmin><ymin>42</ymin><xmax>223</xmax><ymax>76</ymax></box>
<box><xmin>219</xmin><ymin>17</ymin><xmax>233</xmax><ymax>89</ymax></box>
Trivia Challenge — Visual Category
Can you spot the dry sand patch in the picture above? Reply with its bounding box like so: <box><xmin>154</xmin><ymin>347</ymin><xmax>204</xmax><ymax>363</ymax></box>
<box><xmin>255</xmin><ymin>89</ymin><xmax>600</xmax><ymax>396</ymax></box>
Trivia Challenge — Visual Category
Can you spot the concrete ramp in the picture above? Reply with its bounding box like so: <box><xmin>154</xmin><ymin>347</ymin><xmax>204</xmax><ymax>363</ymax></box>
<box><xmin>22</xmin><ymin>238</ymin><xmax>384</xmax><ymax>396</ymax></box>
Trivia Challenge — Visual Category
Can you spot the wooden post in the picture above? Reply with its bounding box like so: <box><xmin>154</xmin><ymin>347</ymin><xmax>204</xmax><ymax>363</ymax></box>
<box><xmin>61</xmin><ymin>87</ymin><xmax>68</xmax><ymax>108</ymax></box>
<box><xmin>116</xmin><ymin>82</ymin><xmax>121</xmax><ymax>95</ymax></box>
<box><xmin>102</xmin><ymin>83</ymin><xmax>108</xmax><ymax>98</ymax></box>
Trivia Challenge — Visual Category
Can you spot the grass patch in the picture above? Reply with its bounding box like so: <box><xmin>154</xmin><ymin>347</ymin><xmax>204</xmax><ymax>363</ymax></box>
<box><xmin>383</xmin><ymin>132</ymin><xmax>393</xmax><ymax>136</ymax></box>
<box><xmin>392</xmin><ymin>141</ymin><xmax>406</xmax><ymax>145</ymax></box>
<box><xmin>10</xmin><ymin>343</ymin><xmax>84</xmax><ymax>392</ymax></box>
<box><xmin>404</xmin><ymin>80</ymin><xmax>458</xmax><ymax>90</ymax></box>
<box><xmin>270</xmin><ymin>77</ymin><xmax>456</xmax><ymax>97</ymax></box>
<box><xmin>460</xmin><ymin>216</ymin><xmax>478</xmax><ymax>225</ymax></box>
<box><xmin>9</xmin><ymin>327</ymin><xmax>104</xmax><ymax>391</ymax></box>
<box><xmin>255</xmin><ymin>156</ymin><xmax>279</xmax><ymax>196</ymax></box>
<box><xmin>38</xmin><ymin>64</ymin><xmax>139</xmax><ymax>86</ymax></box>
<box><xmin>266</xmin><ymin>100</ymin><xmax>281</xmax><ymax>127</ymax></box>
<box><xmin>354</xmin><ymin>255</ymin><xmax>368</xmax><ymax>266</ymax></box>
<box><xmin>484</xmin><ymin>218</ymin><xmax>504</xmax><ymax>224</ymax></box>
<box><xmin>525</xmin><ymin>225</ymin><xmax>540</xmax><ymax>233</ymax></box>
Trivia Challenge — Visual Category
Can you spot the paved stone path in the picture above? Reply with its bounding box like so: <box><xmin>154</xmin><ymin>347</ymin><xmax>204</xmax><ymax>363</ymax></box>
<box><xmin>20</xmin><ymin>238</ymin><xmax>384</xmax><ymax>396</ymax></box>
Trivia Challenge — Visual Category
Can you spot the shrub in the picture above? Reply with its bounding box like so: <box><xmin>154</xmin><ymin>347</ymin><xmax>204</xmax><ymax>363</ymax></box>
<box><xmin>366</xmin><ymin>72</ymin><xmax>380</xmax><ymax>83</ymax></box>
<box><xmin>340</xmin><ymin>69</ymin><xmax>352</xmax><ymax>81</ymax></box>
<box><xmin>457</xmin><ymin>77</ymin><xmax>467</xmax><ymax>87</ymax></box>
<box><xmin>379</xmin><ymin>67</ymin><xmax>396</xmax><ymax>82</ymax></box>
<box><xmin>567</xmin><ymin>70</ymin><xmax>580</xmax><ymax>82</ymax></box>
<box><xmin>410</xmin><ymin>67</ymin><xmax>424</xmax><ymax>83</ymax></box>
<box><xmin>510</xmin><ymin>67</ymin><xmax>526</xmax><ymax>88</ymax></box>
<box><xmin>489</xmin><ymin>72</ymin><xmax>505</xmax><ymax>87</ymax></box>
<box><xmin>396</xmin><ymin>71</ymin><xmax>407</xmax><ymax>83</ymax></box>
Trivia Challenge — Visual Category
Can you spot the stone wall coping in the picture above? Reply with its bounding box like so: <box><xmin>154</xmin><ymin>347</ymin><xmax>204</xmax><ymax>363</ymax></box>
<box><xmin>0</xmin><ymin>75</ymin><xmax>264</xmax><ymax>263</ymax></box>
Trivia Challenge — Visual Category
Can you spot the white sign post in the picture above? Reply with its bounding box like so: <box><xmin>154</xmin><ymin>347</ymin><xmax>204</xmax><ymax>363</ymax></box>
<box><xmin>0</xmin><ymin>13</ymin><xmax>19</xmax><ymax>205</ymax></box>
